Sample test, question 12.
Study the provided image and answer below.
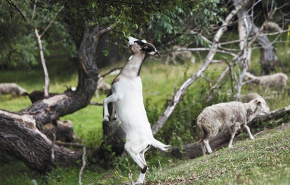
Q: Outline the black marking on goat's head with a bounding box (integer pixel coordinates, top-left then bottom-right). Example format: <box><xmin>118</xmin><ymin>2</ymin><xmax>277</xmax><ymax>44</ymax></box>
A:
<box><xmin>128</xmin><ymin>36</ymin><xmax>160</xmax><ymax>56</ymax></box>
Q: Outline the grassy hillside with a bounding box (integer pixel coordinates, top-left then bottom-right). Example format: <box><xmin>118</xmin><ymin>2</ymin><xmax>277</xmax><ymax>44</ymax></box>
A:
<box><xmin>0</xmin><ymin>33</ymin><xmax>290</xmax><ymax>184</ymax></box>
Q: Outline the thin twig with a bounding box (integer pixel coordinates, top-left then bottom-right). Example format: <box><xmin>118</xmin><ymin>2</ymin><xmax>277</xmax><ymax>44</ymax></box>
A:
<box><xmin>5</xmin><ymin>0</ymin><xmax>27</xmax><ymax>21</ymax></box>
<box><xmin>100</xmin><ymin>66</ymin><xmax>123</xmax><ymax>78</ymax></box>
<box><xmin>51</xmin><ymin>133</ymin><xmax>56</xmax><ymax>164</ymax></box>
<box><xmin>89</xmin><ymin>101</ymin><xmax>103</xmax><ymax>106</ymax></box>
<box><xmin>55</xmin><ymin>141</ymin><xmax>85</xmax><ymax>148</ymax></box>
<box><xmin>79</xmin><ymin>146</ymin><xmax>86</xmax><ymax>185</ymax></box>
<box><xmin>40</xmin><ymin>6</ymin><xmax>64</xmax><ymax>37</ymax></box>
<box><xmin>177</xmin><ymin>48</ymin><xmax>237</xmax><ymax>57</ymax></box>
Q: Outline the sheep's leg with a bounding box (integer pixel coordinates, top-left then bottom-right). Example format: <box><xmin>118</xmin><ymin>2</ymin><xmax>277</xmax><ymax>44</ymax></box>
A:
<box><xmin>243</xmin><ymin>124</ymin><xmax>255</xmax><ymax>140</ymax></box>
<box><xmin>228</xmin><ymin>132</ymin><xmax>236</xmax><ymax>148</ymax></box>
<box><xmin>103</xmin><ymin>94</ymin><xmax>119</xmax><ymax>121</ymax></box>
<box><xmin>203</xmin><ymin>139</ymin><xmax>212</xmax><ymax>154</ymax></box>
<box><xmin>229</xmin><ymin>122</ymin><xmax>241</xmax><ymax>148</ymax></box>
<box><xmin>200</xmin><ymin>140</ymin><xmax>207</xmax><ymax>155</ymax></box>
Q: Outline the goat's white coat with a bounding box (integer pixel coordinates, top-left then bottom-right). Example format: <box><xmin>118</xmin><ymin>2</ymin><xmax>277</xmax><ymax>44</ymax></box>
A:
<box><xmin>103</xmin><ymin>37</ymin><xmax>169</xmax><ymax>184</ymax></box>
<box><xmin>197</xmin><ymin>98</ymin><xmax>270</xmax><ymax>154</ymax></box>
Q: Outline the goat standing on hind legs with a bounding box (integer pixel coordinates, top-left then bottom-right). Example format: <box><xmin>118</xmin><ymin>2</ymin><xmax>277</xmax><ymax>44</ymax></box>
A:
<box><xmin>103</xmin><ymin>36</ymin><xmax>170</xmax><ymax>184</ymax></box>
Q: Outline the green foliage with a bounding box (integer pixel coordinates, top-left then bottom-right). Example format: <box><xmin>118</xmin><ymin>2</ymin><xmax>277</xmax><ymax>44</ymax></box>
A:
<box><xmin>0</xmin><ymin>1</ymin><xmax>74</xmax><ymax>68</ymax></box>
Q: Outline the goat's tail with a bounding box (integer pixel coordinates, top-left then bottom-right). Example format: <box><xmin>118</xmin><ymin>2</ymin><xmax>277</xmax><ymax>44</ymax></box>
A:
<box><xmin>151</xmin><ymin>138</ymin><xmax>170</xmax><ymax>151</ymax></box>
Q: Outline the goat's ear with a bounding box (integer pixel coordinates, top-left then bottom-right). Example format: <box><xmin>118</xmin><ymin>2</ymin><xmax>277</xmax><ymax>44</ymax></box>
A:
<box><xmin>134</xmin><ymin>40</ymin><xmax>146</xmax><ymax>46</ymax></box>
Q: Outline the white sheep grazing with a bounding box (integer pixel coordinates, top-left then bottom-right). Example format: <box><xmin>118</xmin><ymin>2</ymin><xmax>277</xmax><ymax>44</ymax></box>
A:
<box><xmin>244</xmin><ymin>72</ymin><xmax>288</xmax><ymax>92</ymax></box>
<box><xmin>197</xmin><ymin>98</ymin><xmax>270</xmax><ymax>154</ymax></box>
<box><xmin>165</xmin><ymin>45</ymin><xmax>195</xmax><ymax>65</ymax></box>
<box><xmin>103</xmin><ymin>36</ymin><xmax>170</xmax><ymax>184</ymax></box>
<box><xmin>0</xmin><ymin>83</ymin><xmax>27</xmax><ymax>97</ymax></box>
<box><xmin>238</xmin><ymin>92</ymin><xmax>263</xmax><ymax>103</ymax></box>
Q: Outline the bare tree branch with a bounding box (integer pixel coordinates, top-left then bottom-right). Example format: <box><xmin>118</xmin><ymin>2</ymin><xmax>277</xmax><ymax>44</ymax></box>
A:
<box><xmin>40</xmin><ymin>6</ymin><xmax>64</xmax><ymax>37</ymax></box>
<box><xmin>35</xmin><ymin>28</ymin><xmax>50</xmax><ymax>97</ymax></box>
<box><xmin>177</xmin><ymin>47</ymin><xmax>237</xmax><ymax>57</ymax></box>
<box><xmin>151</xmin><ymin>0</ymin><xmax>250</xmax><ymax>135</ymax></box>
<box><xmin>79</xmin><ymin>147</ymin><xmax>86</xmax><ymax>185</ymax></box>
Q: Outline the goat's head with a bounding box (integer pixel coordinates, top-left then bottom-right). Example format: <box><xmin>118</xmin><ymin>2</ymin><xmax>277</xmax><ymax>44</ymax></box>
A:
<box><xmin>128</xmin><ymin>36</ymin><xmax>159</xmax><ymax>56</ymax></box>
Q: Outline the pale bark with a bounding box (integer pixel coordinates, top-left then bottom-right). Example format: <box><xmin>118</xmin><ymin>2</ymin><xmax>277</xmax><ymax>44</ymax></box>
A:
<box><xmin>35</xmin><ymin>28</ymin><xmax>50</xmax><ymax>97</ymax></box>
<box><xmin>234</xmin><ymin>0</ymin><xmax>277</xmax><ymax>75</ymax></box>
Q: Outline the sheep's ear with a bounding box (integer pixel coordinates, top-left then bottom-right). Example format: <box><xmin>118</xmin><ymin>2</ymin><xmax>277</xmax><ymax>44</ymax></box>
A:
<box><xmin>254</xmin><ymin>99</ymin><xmax>261</xmax><ymax>106</ymax></box>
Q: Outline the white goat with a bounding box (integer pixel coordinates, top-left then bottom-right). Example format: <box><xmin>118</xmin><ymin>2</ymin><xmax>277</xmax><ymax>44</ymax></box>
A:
<box><xmin>103</xmin><ymin>36</ymin><xmax>170</xmax><ymax>184</ymax></box>
<box><xmin>0</xmin><ymin>83</ymin><xmax>27</xmax><ymax>97</ymax></box>
<box><xmin>244</xmin><ymin>72</ymin><xmax>288</xmax><ymax>92</ymax></box>
<box><xmin>197</xmin><ymin>98</ymin><xmax>270</xmax><ymax>154</ymax></box>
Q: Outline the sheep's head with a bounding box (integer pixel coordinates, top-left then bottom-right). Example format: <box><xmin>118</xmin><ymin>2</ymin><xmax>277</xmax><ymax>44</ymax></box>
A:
<box><xmin>251</xmin><ymin>98</ymin><xmax>270</xmax><ymax>114</ymax></box>
<box><xmin>128</xmin><ymin>36</ymin><xmax>159</xmax><ymax>56</ymax></box>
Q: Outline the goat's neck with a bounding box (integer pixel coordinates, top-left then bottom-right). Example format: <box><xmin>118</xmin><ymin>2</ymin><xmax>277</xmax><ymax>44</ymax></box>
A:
<box><xmin>120</xmin><ymin>53</ymin><xmax>146</xmax><ymax>78</ymax></box>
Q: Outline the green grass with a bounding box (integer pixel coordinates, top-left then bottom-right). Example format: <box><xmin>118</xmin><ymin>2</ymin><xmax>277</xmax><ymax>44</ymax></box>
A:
<box><xmin>145</xmin><ymin>124</ymin><xmax>290</xmax><ymax>185</ymax></box>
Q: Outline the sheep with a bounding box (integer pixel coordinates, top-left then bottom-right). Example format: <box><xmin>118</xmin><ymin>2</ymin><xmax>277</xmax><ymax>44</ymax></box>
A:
<box><xmin>238</xmin><ymin>92</ymin><xmax>263</xmax><ymax>103</ymax></box>
<box><xmin>0</xmin><ymin>83</ymin><xmax>27</xmax><ymax>97</ymax></box>
<box><xmin>244</xmin><ymin>72</ymin><xmax>288</xmax><ymax>92</ymax></box>
<box><xmin>165</xmin><ymin>45</ymin><xmax>195</xmax><ymax>65</ymax></box>
<box><xmin>95</xmin><ymin>77</ymin><xmax>111</xmax><ymax>97</ymax></box>
<box><xmin>103</xmin><ymin>36</ymin><xmax>170</xmax><ymax>184</ymax></box>
<box><xmin>197</xmin><ymin>98</ymin><xmax>270</xmax><ymax>154</ymax></box>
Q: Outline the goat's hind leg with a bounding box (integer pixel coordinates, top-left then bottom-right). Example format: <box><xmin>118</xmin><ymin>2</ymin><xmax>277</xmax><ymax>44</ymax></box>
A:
<box><xmin>125</xmin><ymin>144</ymin><xmax>149</xmax><ymax>184</ymax></box>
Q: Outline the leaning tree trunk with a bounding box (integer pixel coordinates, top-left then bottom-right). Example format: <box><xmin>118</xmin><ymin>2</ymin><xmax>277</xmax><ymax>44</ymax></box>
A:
<box><xmin>234</xmin><ymin>0</ymin><xmax>277</xmax><ymax>75</ymax></box>
<box><xmin>0</xmin><ymin>25</ymin><xmax>111</xmax><ymax>172</ymax></box>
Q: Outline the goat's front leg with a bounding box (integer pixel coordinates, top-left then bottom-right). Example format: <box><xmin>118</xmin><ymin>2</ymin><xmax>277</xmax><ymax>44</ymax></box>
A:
<box><xmin>103</xmin><ymin>94</ymin><xmax>119</xmax><ymax>122</ymax></box>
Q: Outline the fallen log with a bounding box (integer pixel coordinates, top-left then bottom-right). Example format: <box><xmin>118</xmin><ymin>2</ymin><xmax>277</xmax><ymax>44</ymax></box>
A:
<box><xmin>171</xmin><ymin>105</ymin><xmax>290</xmax><ymax>159</ymax></box>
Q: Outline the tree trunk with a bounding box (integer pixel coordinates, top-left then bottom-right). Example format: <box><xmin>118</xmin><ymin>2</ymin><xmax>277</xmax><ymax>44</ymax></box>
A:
<box><xmin>234</xmin><ymin>0</ymin><xmax>277</xmax><ymax>75</ymax></box>
<box><xmin>0</xmin><ymin>25</ymin><xmax>111</xmax><ymax>172</ymax></box>
<box><xmin>0</xmin><ymin>111</ymin><xmax>81</xmax><ymax>172</ymax></box>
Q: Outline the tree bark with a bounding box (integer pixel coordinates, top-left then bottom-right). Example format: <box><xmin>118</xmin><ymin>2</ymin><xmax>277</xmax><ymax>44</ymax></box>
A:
<box><xmin>171</xmin><ymin>105</ymin><xmax>290</xmax><ymax>159</ymax></box>
<box><xmin>0</xmin><ymin>25</ymin><xmax>111</xmax><ymax>172</ymax></box>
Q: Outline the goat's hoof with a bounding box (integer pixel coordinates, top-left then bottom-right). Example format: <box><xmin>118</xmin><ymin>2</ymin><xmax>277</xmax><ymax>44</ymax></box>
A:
<box><xmin>250</xmin><ymin>136</ymin><xmax>255</xmax><ymax>140</ymax></box>
<box><xmin>103</xmin><ymin>117</ymin><xmax>109</xmax><ymax>122</ymax></box>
